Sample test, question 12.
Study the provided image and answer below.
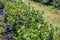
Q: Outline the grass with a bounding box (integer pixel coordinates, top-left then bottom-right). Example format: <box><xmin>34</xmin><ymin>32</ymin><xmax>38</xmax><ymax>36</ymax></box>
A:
<box><xmin>0</xmin><ymin>0</ymin><xmax>60</xmax><ymax>39</ymax></box>
<box><xmin>22</xmin><ymin>1</ymin><xmax>60</xmax><ymax>38</ymax></box>
<box><xmin>23</xmin><ymin>0</ymin><xmax>60</xmax><ymax>27</ymax></box>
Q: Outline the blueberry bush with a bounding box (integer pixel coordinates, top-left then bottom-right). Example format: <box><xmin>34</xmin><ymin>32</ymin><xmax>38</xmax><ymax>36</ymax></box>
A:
<box><xmin>0</xmin><ymin>0</ymin><xmax>59</xmax><ymax>40</ymax></box>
